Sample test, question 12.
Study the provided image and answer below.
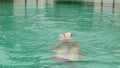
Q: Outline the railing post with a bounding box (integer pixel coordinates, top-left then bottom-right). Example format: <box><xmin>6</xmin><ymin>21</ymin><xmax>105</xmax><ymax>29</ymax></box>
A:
<box><xmin>112</xmin><ymin>0</ymin><xmax>115</xmax><ymax>13</ymax></box>
<box><xmin>25</xmin><ymin>0</ymin><xmax>27</xmax><ymax>5</ymax></box>
<box><xmin>101</xmin><ymin>0</ymin><xmax>103</xmax><ymax>13</ymax></box>
<box><xmin>36</xmin><ymin>0</ymin><xmax>38</xmax><ymax>7</ymax></box>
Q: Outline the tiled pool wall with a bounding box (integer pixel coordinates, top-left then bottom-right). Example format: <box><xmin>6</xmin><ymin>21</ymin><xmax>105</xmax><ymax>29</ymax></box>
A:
<box><xmin>1</xmin><ymin>0</ymin><xmax>120</xmax><ymax>3</ymax></box>
<box><xmin>55</xmin><ymin>0</ymin><xmax>120</xmax><ymax>3</ymax></box>
<box><xmin>0</xmin><ymin>0</ymin><xmax>120</xmax><ymax>14</ymax></box>
<box><xmin>1</xmin><ymin>0</ymin><xmax>120</xmax><ymax>5</ymax></box>
<box><xmin>55</xmin><ymin>0</ymin><xmax>120</xmax><ymax>14</ymax></box>
<box><xmin>55</xmin><ymin>0</ymin><xmax>120</xmax><ymax>6</ymax></box>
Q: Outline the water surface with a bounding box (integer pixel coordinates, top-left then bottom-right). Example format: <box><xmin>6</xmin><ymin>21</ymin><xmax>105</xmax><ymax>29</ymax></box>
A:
<box><xmin>0</xmin><ymin>1</ymin><xmax>120</xmax><ymax>68</ymax></box>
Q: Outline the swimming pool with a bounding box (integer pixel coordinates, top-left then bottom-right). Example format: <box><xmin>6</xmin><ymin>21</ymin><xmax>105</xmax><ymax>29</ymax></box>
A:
<box><xmin>0</xmin><ymin>0</ymin><xmax>120</xmax><ymax>68</ymax></box>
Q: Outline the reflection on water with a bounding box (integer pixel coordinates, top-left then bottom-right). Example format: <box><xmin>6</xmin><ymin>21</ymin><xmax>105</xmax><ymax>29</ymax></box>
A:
<box><xmin>0</xmin><ymin>0</ymin><xmax>120</xmax><ymax>68</ymax></box>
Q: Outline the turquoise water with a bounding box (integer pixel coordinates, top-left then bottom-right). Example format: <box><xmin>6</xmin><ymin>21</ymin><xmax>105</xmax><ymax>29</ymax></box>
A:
<box><xmin>0</xmin><ymin>1</ymin><xmax>120</xmax><ymax>68</ymax></box>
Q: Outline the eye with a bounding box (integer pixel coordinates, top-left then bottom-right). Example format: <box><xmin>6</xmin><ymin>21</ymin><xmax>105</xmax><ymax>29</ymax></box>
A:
<box><xmin>59</xmin><ymin>46</ymin><xmax>62</xmax><ymax>49</ymax></box>
<box><xmin>68</xmin><ymin>46</ymin><xmax>71</xmax><ymax>50</ymax></box>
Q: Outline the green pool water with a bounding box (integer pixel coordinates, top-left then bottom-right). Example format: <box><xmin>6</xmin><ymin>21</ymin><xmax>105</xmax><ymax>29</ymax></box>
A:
<box><xmin>0</xmin><ymin>1</ymin><xmax>120</xmax><ymax>68</ymax></box>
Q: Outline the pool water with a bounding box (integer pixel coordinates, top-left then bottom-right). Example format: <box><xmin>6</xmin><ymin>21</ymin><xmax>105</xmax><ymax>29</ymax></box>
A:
<box><xmin>0</xmin><ymin>1</ymin><xmax>120</xmax><ymax>68</ymax></box>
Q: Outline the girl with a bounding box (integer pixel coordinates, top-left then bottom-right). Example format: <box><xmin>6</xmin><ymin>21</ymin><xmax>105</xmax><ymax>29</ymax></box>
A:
<box><xmin>53</xmin><ymin>32</ymin><xmax>82</xmax><ymax>62</ymax></box>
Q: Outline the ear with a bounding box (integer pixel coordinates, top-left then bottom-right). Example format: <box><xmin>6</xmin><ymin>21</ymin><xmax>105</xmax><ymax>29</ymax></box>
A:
<box><xmin>58</xmin><ymin>34</ymin><xmax>65</xmax><ymax>40</ymax></box>
<box><xmin>65</xmin><ymin>32</ymin><xmax>71</xmax><ymax>40</ymax></box>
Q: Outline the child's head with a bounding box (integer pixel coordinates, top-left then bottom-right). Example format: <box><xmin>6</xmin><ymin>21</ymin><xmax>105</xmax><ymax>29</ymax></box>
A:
<box><xmin>52</xmin><ymin>32</ymin><xmax>81</xmax><ymax>62</ymax></box>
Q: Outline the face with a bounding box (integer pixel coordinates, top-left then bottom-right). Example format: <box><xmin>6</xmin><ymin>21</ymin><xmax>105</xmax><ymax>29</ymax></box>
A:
<box><xmin>53</xmin><ymin>44</ymin><xmax>69</xmax><ymax>54</ymax></box>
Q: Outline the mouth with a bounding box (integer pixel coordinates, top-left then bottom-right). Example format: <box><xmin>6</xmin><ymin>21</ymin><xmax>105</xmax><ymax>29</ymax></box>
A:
<box><xmin>54</xmin><ymin>57</ymin><xmax>71</xmax><ymax>62</ymax></box>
